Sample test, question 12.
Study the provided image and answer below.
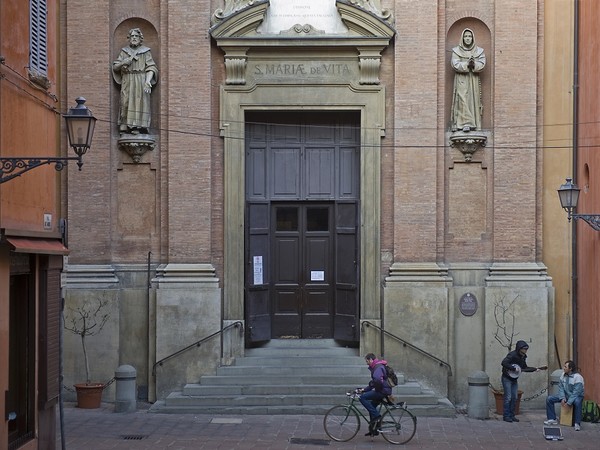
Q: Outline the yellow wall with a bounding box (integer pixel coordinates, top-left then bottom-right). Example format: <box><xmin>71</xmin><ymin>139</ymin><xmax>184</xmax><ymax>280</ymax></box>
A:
<box><xmin>542</xmin><ymin>0</ymin><xmax>575</xmax><ymax>365</ymax></box>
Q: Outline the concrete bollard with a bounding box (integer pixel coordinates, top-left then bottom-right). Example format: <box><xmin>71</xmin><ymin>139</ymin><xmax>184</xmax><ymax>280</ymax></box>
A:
<box><xmin>550</xmin><ymin>369</ymin><xmax>562</xmax><ymax>418</ymax></box>
<box><xmin>115</xmin><ymin>365</ymin><xmax>137</xmax><ymax>413</ymax></box>
<box><xmin>468</xmin><ymin>371</ymin><xmax>489</xmax><ymax>419</ymax></box>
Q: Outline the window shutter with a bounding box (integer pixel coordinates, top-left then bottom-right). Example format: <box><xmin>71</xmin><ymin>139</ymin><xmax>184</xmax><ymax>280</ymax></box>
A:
<box><xmin>30</xmin><ymin>0</ymin><xmax>48</xmax><ymax>75</ymax></box>
<box><xmin>39</xmin><ymin>263</ymin><xmax>61</xmax><ymax>408</ymax></box>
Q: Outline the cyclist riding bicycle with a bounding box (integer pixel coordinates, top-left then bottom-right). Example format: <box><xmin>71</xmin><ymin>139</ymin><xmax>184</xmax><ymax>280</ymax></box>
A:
<box><xmin>359</xmin><ymin>353</ymin><xmax>393</xmax><ymax>436</ymax></box>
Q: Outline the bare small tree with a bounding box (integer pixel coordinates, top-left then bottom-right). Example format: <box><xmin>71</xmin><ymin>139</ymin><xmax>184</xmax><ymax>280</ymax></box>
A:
<box><xmin>493</xmin><ymin>294</ymin><xmax>520</xmax><ymax>352</ymax></box>
<box><xmin>64</xmin><ymin>298</ymin><xmax>110</xmax><ymax>385</ymax></box>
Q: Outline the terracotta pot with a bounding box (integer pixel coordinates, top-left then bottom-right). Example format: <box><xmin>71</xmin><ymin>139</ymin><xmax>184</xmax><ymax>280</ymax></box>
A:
<box><xmin>493</xmin><ymin>390</ymin><xmax>523</xmax><ymax>415</ymax></box>
<box><xmin>74</xmin><ymin>383</ymin><xmax>104</xmax><ymax>409</ymax></box>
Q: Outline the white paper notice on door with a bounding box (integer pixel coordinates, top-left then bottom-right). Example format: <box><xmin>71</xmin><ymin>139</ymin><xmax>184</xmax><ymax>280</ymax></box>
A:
<box><xmin>311</xmin><ymin>270</ymin><xmax>324</xmax><ymax>281</ymax></box>
<box><xmin>253</xmin><ymin>256</ymin><xmax>263</xmax><ymax>285</ymax></box>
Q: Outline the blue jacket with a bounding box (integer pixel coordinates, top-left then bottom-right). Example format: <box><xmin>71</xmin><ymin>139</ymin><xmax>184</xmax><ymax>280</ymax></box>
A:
<box><xmin>559</xmin><ymin>372</ymin><xmax>585</xmax><ymax>406</ymax></box>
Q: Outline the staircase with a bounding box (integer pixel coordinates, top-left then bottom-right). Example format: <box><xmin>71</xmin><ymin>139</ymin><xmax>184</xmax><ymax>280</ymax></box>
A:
<box><xmin>150</xmin><ymin>339</ymin><xmax>455</xmax><ymax>417</ymax></box>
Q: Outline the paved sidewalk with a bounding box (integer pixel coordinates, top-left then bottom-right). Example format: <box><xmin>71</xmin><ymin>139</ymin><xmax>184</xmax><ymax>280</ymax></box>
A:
<box><xmin>57</xmin><ymin>402</ymin><xmax>599</xmax><ymax>449</ymax></box>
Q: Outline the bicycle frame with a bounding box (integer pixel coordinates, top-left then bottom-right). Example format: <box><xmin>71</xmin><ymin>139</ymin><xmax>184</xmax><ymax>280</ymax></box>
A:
<box><xmin>323</xmin><ymin>389</ymin><xmax>417</xmax><ymax>445</ymax></box>
<box><xmin>345</xmin><ymin>392</ymin><xmax>391</xmax><ymax>424</ymax></box>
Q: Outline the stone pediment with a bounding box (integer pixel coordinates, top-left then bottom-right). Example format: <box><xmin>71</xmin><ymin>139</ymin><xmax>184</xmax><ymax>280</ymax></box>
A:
<box><xmin>210</xmin><ymin>1</ymin><xmax>396</xmax><ymax>86</ymax></box>
<box><xmin>210</xmin><ymin>0</ymin><xmax>395</xmax><ymax>41</ymax></box>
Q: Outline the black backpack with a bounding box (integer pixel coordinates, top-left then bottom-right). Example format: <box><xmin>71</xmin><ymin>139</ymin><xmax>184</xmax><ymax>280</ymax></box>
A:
<box><xmin>376</xmin><ymin>363</ymin><xmax>398</xmax><ymax>387</ymax></box>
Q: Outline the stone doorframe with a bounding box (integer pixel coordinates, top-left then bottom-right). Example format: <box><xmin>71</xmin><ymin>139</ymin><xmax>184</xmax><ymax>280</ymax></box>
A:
<box><xmin>211</xmin><ymin>0</ymin><xmax>395</xmax><ymax>362</ymax></box>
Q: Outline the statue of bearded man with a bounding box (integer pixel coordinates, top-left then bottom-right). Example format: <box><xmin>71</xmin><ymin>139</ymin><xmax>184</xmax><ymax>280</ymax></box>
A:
<box><xmin>113</xmin><ymin>28</ymin><xmax>159</xmax><ymax>135</ymax></box>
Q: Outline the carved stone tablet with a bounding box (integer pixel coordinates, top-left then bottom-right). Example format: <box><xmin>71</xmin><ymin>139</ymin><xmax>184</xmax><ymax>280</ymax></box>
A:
<box><xmin>459</xmin><ymin>292</ymin><xmax>478</xmax><ymax>317</ymax></box>
<box><xmin>257</xmin><ymin>0</ymin><xmax>347</xmax><ymax>34</ymax></box>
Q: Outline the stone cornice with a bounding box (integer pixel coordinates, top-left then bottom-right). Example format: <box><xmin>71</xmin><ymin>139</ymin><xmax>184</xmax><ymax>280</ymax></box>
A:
<box><xmin>210</xmin><ymin>1</ymin><xmax>396</xmax><ymax>86</ymax></box>
<box><xmin>210</xmin><ymin>0</ymin><xmax>395</xmax><ymax>41</ymax></box>
<box><xmin>210</xmin><ymin>0</ymin><xmax>269</xmax><ymax>36</ymax></box>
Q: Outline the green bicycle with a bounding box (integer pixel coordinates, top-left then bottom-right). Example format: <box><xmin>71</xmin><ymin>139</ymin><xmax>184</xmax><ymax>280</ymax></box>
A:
<box><xmin>323</xmin><ymin>389</ymin><xmax>417</xmax><ymax>445</ymax></box>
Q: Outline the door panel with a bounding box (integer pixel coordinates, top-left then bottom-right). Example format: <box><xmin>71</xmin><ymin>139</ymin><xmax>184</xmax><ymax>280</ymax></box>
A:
<box><xmin>272</xmin><ymin>147</ymin><xmax>302</xmax><ymax>198</ymax></box>
<box><xmin>245</xmin><ymin>202</ymin><xmax>271</xmax><ymax>343</ymax></box>
<box><xmin>273</xmin><ymin>235</ymin><xmax>301</xmax><ymax>336</ymax></box>
<box><xmin>339</xmin><ymin>147</ymin><xmax>359</xmax><ymax>198</ymax></box>
<box><xmin>305</xmin><ymin>147</ymin><xmax>335</xmax><ymax>198</ymax></box>
<box><xmin>272</xmin><ymin>206</ymin><xmax>301</xmax><ymax>336</ymax></box>
<box><xmin>304</xmin><ymin>222</ymin><xmax>332</xmax><ymax>338</ymax></box>
<box><xmin>246</xmin><ymin>146</ymin><xmax>267</xmax><ymax>199</ymax></box>
<box><xmin>334</xmin><ymin>202</ymin><xmax>359</xmax><ymax>341</ymax></box>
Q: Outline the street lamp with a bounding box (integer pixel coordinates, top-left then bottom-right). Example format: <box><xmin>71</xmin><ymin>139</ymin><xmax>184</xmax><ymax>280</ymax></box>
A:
<box><xmin>558</xmin><ymin>177</ymin><xmax>600</xmax><ymax>231</ymax></box>
<box><xmin>0</xmin><ymin>97</ymin><xmax>96</xmax><ymax>184</ymax></box>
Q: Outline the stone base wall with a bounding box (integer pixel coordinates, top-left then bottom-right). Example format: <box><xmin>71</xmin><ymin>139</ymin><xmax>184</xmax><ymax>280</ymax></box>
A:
<box><xmin>383</xmin><ymin>262</ymin><xmax>554</xmax><ymax>407</ymax></box>
<box><xmin>64</xmin><ymin>263</ymin><xmax>223</xmax><ymax>403</ymax></box>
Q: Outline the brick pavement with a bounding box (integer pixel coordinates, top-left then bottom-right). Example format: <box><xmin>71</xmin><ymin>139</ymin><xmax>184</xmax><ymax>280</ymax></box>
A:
<box><xmin>57</xmin><ymin>402</ymin><xmax>599</xmax><ymax>449</ymax></box>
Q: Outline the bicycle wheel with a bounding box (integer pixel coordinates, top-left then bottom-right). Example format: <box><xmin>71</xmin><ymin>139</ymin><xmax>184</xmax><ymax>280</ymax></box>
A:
<box><xmin>323</xmin><ymin>405</ymin><xmax>360</xmax><ymax>442</ymax></box>
<box><xmin>379</xmin><ymin>407</ymin><xmax>417</xmax><ymax>445</ymax></box>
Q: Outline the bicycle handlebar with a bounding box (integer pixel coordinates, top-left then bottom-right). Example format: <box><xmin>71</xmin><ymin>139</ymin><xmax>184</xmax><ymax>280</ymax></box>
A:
<box><xmin>346</xmin><ymin>388</ymin><xmax>363</xmax><ymax>399</ymax></box>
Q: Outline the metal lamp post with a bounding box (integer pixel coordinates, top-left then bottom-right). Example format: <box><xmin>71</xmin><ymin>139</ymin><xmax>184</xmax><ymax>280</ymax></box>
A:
<box><xmin>558</xmin><ymin>177</ymin><xmax>600</xmax><ymax>231</ymax></box>
<box><xmin>0</xmin><ymin>97</ymin><xmax>96</xmax><ymax>183</ymax></box>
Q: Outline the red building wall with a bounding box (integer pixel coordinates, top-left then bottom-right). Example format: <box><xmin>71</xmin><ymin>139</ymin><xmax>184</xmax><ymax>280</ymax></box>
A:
<box><xmin>1</xmin><ymin>1</ymin><xmax>63</xmax><ymax>449</ymax></box>
<box><xmin>0</xmin><ymin>0</ymin><xmax>60</xmax><ymax>230</ymax></box>
<box><xmin>576</xmin><ymin>0</ymin><xmax>600</xmax><ymax>403</ymax></box>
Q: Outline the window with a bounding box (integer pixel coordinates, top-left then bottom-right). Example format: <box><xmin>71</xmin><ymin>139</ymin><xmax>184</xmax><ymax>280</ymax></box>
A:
<box><xmin>276</xmin><ymin>207</ymin><xmax>298</xmax><ymax>231</ymax></box>
<box><xmin>29</xmin><ymin>0</ymin><xmax>49</xmax><ymax>88</ymax></box>
<box><xmin>306</xmin><ymin>207</ymin><xmax>329</xmax><ymax>231</ymax></box>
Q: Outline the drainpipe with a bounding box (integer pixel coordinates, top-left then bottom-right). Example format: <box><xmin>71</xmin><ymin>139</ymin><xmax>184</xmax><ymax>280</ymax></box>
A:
<box><xmin>571</xmin><ymin>0</ymin><xmax>579</xmax><ymax>365</ymax></box>
<box><xmin>59</xmin><ymin>219</ymin><xmax>68</xmax><ymax>450</ymax></box>
<box><xmin>146</xmin><ymin>251</ymin><xmax>152</xmax><ymax>401</ymax></box>
<box><xmin>59</xmin><ymin>297</ymin><xmax>66</xmax><ymax>450</ymax></box>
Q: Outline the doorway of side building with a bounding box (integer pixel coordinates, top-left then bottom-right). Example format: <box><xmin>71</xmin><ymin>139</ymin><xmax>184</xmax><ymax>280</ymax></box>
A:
<box><xmin>244</xmin><ymin>111</ymin><xmax>360</xmax><ymax>344</ymax></box>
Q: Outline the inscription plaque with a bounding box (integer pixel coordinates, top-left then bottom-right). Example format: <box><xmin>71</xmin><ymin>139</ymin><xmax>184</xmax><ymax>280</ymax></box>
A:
<box><xmin>459</xmin><ymin>292</ymin><xmax>478</xmax><ymax>317</ymax></box>
<box><xmin>258</xmin><ymin>0</ymin><xmax>347</xmax><ymax>34</ymax></box>
<box><xmin>250</xmin><ymin>60</ymin><xmax>356</xmax><ymax>84</ymax></box>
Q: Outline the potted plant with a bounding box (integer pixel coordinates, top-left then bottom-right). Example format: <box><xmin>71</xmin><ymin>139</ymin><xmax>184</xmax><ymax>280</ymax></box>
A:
<box><xmin>64</xmin><ymin>298</ymin><xmax>110</xmax><ymax>408</ymax></box>
<box><xmin>490</xmin><ymin>294</ymin><xmax>523</xmax><ymax>415</ymax></box>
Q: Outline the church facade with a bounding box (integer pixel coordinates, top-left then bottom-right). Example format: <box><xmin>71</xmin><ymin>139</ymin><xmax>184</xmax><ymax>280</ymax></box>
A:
<box><xmin>62</xmin><ymin>0</ymin><xmax>562</xmax><ymax>407</ymax></box>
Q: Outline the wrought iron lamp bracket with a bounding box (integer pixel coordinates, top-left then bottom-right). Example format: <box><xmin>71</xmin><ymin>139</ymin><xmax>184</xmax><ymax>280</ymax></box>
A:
<box><xmin>0</xmin><ymin>156</ymin><xmax>82</xmax><ymax>184</ymax></box>
<box><xmin>571</xmin><ymin>214</ymin><xmax>600</xmax><ymax>231</ymax></box>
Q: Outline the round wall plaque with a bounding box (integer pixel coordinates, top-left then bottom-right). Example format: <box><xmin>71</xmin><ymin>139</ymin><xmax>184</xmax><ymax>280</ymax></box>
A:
<box><xmin>459</xmin><ymin>292</ymin><xmax>478</xmax><ymax>317</ymax></box>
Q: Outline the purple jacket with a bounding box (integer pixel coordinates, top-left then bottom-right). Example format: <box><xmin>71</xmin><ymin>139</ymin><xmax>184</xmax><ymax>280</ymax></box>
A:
<box><xmin>364</xmin><ymin>359</ymin><xmax>393</xmax><ymax>395</ymax></box>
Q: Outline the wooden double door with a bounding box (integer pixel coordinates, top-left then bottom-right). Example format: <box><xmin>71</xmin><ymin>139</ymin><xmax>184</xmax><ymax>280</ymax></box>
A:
<box><xmin>271</xmin><ymin>203</ymin><xmax>333</xmax><ymax>338</ymax></box>
<box><xmin>245</xmin><ymin>111</ymin><xmax>360</xmax><ymax>343</ymax></box>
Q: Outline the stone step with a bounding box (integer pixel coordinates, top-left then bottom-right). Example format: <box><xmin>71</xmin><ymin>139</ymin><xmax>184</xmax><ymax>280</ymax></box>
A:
<box><xmin>165</xmin><ymin>392</ymin><xmax>441</xmax><ymax>407</ymax></box>
<box><xmin>216</xmin><ymin>364</ymin><xmax>367</xmax><ymax>376</ymax></box>
<box><xmin>151</xmin><ymin>399</ymin><xmax>455</xmax><ymax>417</ymax></box>
<box><xmin>150</xmin><ymin>339</ymin><xmax>455</xmax><ymax>417</ymax></box>
<box><xmin>244</xmin><ymin>347</ymin><xmax>359</xmax><ymax>357</ymax></box>
<box><xmin>234</xmin><ymin>355</ymin><xmax>364</xmax><ymax>366</ymax></box>
<box><xmin>150</xmin><ymin>402</ymin><xmax>347</xmax><ymax>415</ymax></box>
<box><xmin>198</xmin><ymin>374</ymin><xmax>368</xmax><ymax>385</ymax></box>
<box><xmin>248</xmin><ymin>338</ymin><xmax>352</xmax><ymax>348</ymax></box>
<box><xmin>183</xmin><ymin>381</ymin><xmax>423</xmax><ymax>396</ymax></box>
